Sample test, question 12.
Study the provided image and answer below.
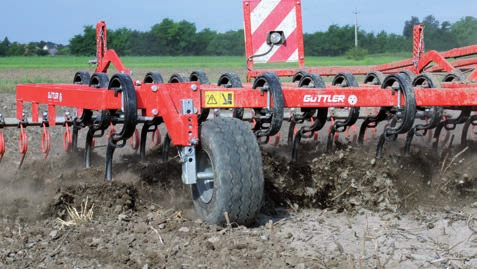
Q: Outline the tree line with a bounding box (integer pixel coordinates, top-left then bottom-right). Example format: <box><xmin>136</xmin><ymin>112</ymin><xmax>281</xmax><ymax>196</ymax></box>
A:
<box><xmin>68</xmin><ymin>18</ymin><xmax>245</xmax><ymax>57</ymax></box>
<box><xmin>1</xmin><ymin>15</ymin><xmax>476</xmax><ymax>57</ymax></box>
<box><xmin>305</xmin><ymin>15</ymin><xmax>477</xmax><ymax>57</ymax></box>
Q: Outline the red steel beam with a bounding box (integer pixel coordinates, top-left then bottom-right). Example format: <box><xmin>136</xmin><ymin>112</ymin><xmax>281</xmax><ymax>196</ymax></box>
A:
<box><xmin>16</xmin><ymin>81</ymin><xmax>477</xmax><ymax>146</ymax></box>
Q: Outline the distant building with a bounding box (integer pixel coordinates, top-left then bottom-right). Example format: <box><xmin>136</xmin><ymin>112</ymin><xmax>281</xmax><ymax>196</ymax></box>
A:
<box><xmin>43</xmin><ymin>44</ymin><xmax>59</xmax><ymax>55</ymax></box>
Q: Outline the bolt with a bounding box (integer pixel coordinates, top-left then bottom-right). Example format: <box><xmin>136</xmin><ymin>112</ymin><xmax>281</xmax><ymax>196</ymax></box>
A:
<box><xmin>152</xmin><ymin>109</ymin><xmax>158</xmax><ymax>115</ymax></box>
<box><xmin>190</xmin><ymin>138</ymin><xmax>199</xmax><ymax>145</ymax></box>
<box><xmin>191</xmin><ymin>84</ymin><xmax>198</xmax><ymax>91</ymax></box>
<box><xmin>151</xmin><ymin>85</ymin><xmax>158</xmax><ymax>92</ymax></box>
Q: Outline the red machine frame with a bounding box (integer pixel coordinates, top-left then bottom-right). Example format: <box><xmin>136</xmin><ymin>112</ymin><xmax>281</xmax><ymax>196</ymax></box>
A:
<box><xmin>14</xmin><ymin>21</ymin><xmax>477</xmax><ymax>148</ymax></box>
<box><xmin>7</xmin><ymin>7</ymin><xmax>477</xmax><ymax>226</ymax></box>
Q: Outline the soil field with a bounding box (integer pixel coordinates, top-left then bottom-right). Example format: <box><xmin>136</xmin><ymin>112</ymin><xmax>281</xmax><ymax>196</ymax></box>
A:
<box><xmin>0</xmin><ymin>75</ymin><xmax>476</xmax><ymax>268</ymax></box>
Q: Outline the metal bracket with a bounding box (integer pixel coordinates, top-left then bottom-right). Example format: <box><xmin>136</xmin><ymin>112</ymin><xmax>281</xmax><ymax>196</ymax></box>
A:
<box><xmin>181</xmin><ymin>99</ymin><xmax>194</xmax><ymax>114</ymax></box>
<box><xmin>180</xmin><ymin>99</ymin><xmax>197</xmax><ymax>184</ymax></box>
<box><xmin>180</xmin><ymin>146</ymin><xmax>197</xmax><ymax>185</ymax></box>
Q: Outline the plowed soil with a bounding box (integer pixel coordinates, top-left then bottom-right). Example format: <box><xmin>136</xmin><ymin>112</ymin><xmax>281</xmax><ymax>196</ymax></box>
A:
<box><xmin>0</xmin><ymin>93</ymin><xmax>476</xmax><ymax>268</ymax></box>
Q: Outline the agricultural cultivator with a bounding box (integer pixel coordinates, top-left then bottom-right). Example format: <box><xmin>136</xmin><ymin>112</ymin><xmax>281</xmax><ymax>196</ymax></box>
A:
<box><xmin>3</xmin><ymin>0</ymin><xmax>477</xmax><ymax>226</ymax></box>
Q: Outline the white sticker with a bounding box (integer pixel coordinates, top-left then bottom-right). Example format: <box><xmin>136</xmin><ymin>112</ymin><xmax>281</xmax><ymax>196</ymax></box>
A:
<box><xmin>348</xmin><ymin>95</ymin><xmax>358</xmax><ymax>105</ymax></box>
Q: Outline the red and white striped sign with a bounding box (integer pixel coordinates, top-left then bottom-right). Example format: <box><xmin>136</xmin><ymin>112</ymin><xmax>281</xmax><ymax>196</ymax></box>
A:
<box><xmin>243</xmin><ymin>0</ymin><xmax>304</xmax><ymax>65</ymax></box>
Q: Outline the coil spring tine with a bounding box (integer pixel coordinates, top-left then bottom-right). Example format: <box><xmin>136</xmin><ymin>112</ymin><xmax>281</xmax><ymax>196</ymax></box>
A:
<box><xmin>0</xmin><ymin>130</ymin><xmax>4</xmax><ymax>162</ymax></box>
<box><xmin>129</xmin><ymin>128</ymin><xmax>140</xmax><ymax>152</ymax></box>
<box><xmin>18</xmin><ymin>125</ymin><xmax>28</xmax><ymax>168</ymax></box>
<box><xmin>63</xmin><ymin>123</ymin><xmax>72</xmax><ymax>152</ymax></box>
<box><xmin>41</xmin><ymin>123</ymin><xmax>50</xmax><ymax>159</ymax></box>
<box><xmin>151</xmin><ymin>128</ymin><xmax>161</xmax><ymax>147</ymax></box>
<box><xmin>162</xmin><ymin>133</ymin><xmax>171</xmax><ymax>161</ymax></box>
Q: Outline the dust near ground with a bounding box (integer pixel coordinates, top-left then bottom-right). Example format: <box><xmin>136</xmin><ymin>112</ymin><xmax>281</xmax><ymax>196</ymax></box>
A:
<box><xmin>0</xmin><ymin>93</ymin><xmax>476</xmax><ymax>268</ymax></box>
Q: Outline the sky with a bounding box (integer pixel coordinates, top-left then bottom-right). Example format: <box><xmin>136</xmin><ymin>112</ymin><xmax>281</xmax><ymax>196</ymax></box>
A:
<box><xmin>0</xmin><ymin>0</ymin><xmax>476</xmax><ymax>45</ymax></box>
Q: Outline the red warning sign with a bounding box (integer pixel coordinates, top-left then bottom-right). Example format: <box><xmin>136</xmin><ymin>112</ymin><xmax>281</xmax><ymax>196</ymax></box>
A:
<box><xmin>243</xmin><ymin>0</ymin><xmax>304</xmax><ymax>66</ymax></box>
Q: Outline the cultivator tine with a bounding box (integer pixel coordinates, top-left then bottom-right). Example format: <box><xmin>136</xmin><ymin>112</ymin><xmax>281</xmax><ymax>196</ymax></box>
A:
<box><xmin>84</xmin><ymin>128</ymin><xmax>95</xmax><ymax>168</ymax></box>
<box><xmin>107</xmin><ymin>123</ymin><xmax>117</xmax><ymax>139</ymax></box>
<box><xmin>404</xmin><ymin>120</ymin><xmax>435</xmax><ymax>156</ymax></box>
<box><xmin>376</xmin><ymin>74</ymin><xmax>417</xmax><ymax>158</ymax></box>
<box><xmin>251</xmin><ymin>73</ymin><xmax>285</xmax><ymax>142</ymax></box>
<box><xmin>290</xmin><ymin>74</ymin><xmax>327</xmax><ymax>162</ymax></box>
<box><xmin>63</xmin><ymin>122</ymin><xmax>73</xmax><ymax>152</ymax></box>
<box><xmin>71</xmin><ymin>125</ymin><xmax>80</xmax><ymax>152</ymax></box>
<box><xmin>162</xmin><ymin>133</ymin><xmax>171</xmax><ymax>161</ymax></box>
<box><xmin>129</xmin><ymin>129</ymin><xmax>140</xmax><ymax>152</ymax></box>
<box><xmin>358</xmin><ymin>108</ymin><xmax>388</xmax><ymax>144</ymax></box>
<box><xmin>151</xmin><ymin>129</ymin><xmax>161</xmax><ymax>147</ymax></box>
<box><xmin>41</xmin><ymin>123</ymin><xmax>50</xmax><ymax>159</ymax></box>
<box><xmin>105</xmin><ymin>140</ymin><xmax>118</xmax><ymax>181</ymax></box>
<box><xmin>403</xmin><ymin>74</ymin><xmax>444</xmax><ymax>155</ymax></box>
<box><xmin>287</xmin><ymin>119</ymin><xmax>297</xmax><ymax>146</ymax></box>
<box><xmin>345</xmin><ymin>125</ymin><xmax>358</xmax><ymax>144</ymax></box>
<box><xmin>269</xmin><ymin>132</ymin><xmax>280</xmax><ymax>146</ymax></box>
<box><xmin>432</xmin><ymin>108</ymin><xmax>471</xmax><ymax>151</ymax></box>
<box><xmin>139</xmin><ymin>117</ymin><xmax>163</xmax><ymax>160</ymax></box>
<box><xmin>104</xmin><ymin>73</ymin><xmax>138</xmax><ymax>181</ymax></box>
<box><xmin>326</xmin><ymin>73</ymin><xmax>360</xmax><ymax>152</ymax></box>
<box><xmin>460</xmin><ymin>114</ymin><xmax>477</xmax><ymax>148</ymax></box>
<box><xmin>18</xmin><ymin>125</ymin><xmax>28</xmax><ymax>168</ymax></box>
<box><xmin>0</xmin><ymin>130</ymin><xmax>4</xmax><ymax>162</ymax></box>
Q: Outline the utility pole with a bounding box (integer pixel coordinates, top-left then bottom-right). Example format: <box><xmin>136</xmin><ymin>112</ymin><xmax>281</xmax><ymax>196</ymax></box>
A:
<box><xmin>353</xmin><ymin>8</ymin><xmax>359</xmax><ymax>48</ymax></box>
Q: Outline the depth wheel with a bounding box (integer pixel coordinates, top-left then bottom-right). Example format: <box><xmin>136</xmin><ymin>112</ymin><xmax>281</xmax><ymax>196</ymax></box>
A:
<box><xmin>168</xmin><ymin>73</ymin><xmax>189</xmax><ymax>83</ymax></box>
<box><xmin>73</xmin><ymin>71</ymin><xmax>90</xmax><ymax>85</ymax></box>
<box><xmin>363</xmin><ymin>71</ymin><xmax>385</xmax><ymax>85</ymax></box>
<box><xmin>191</xmin><ymin>117</ymin><xmax>264</xmax><ymax>226</ymax></box>
<box><xmin>143</xmin><ymin>71</ymin><xmax>164</xmax><ymax>84</ymax></box>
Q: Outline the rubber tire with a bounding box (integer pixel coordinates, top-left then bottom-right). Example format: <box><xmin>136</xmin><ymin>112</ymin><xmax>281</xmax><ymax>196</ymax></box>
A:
<box><xmin>190</xmin><ymin>70</ymin><xmax>210</xmax><ymax>84</ymax></box>
<box><xmin>292</xmin><ymin>70</ymin><xmax>310</xmax><ymax>83</ymax></box>
<box><xmin>168</xmin><ymin>73</ymin><xmax>189</xmax><ymax>83</ymax></box>
<box><xmin>191</xmin><ymin>118</ymin><xmax>264</xmax><ymax>226</ymax></box>
<box><xmin>108</xmin><ymin>73</ymin><xmax>138</xmax><ymax>141</ymax></box>
<box><xmin>143</xmin><ymin>72</ymin><xmax>164</xmax><ymax>84</ymax></box>
<box><xmin>73</xmin><ymin>71</ymin><xmax>90</xmax><ymax>85</ymax></box>
<box><xmin>363</xmin><ymin>71</ymin><xmax>385</xmax><ymax>85</ymax></box>
<box><xmin>89</xmin><ymin>72</ymin><xmax>109</xmax><ymax>88</ymax></box>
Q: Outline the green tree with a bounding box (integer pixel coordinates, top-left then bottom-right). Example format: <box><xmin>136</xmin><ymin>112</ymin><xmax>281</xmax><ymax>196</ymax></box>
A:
<box><xmin>207</xmin><ymin>30</ymin><xmax>244</xmax><ymax>56</ymax></box>
<box><xmin>69</xmin><ymin>25</ymin><xmax>96</xmax><ymax>56</ymax></box>
<box><xmin>151</xmin><ymin>18</ymin><xmax>175</xmax><ymax>55</ymax></box>
<box><xmin>128</xmin><ymin>30</ymin><xmax>150</xmax><ymax>56</ymax></box>
<box><xmin>403</xmin><ymin>16</ymin><xmax>421</xmax><ymax>39</ymax></box>
<box><xmin>170</xmin><ymin>20</ymin><xmax>197</xmax><ymax>55</ymax></box>
<box><xmin>194</xmin><ymin>28</ymin><xmax>217</xmax><ymax>55</ymax></box>
<box><xmin>0</xmin><ymin>37</ymin><xmax>11</xmax><ymax>56</ymax></box>
<box><xmin>109</xmin><ymin>27</ymin><xmax>132</xmax><ymax>56</ymax></box>
<box><xmin>8</xmin><ymin>42</ymin><xmax>24</xmax><ymax>56</ymax></box>
<box><xmin>452</xmin><ymin>16</ymin><xmax>477</xmax><ymax>47</ymax></box>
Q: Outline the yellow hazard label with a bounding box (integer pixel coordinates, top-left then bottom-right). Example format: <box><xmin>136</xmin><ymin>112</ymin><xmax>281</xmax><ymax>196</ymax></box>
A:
<box><xmin>204</xmin><ymin>91</ymin><xmax>234</xmax><ymax>108</ymax></box>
